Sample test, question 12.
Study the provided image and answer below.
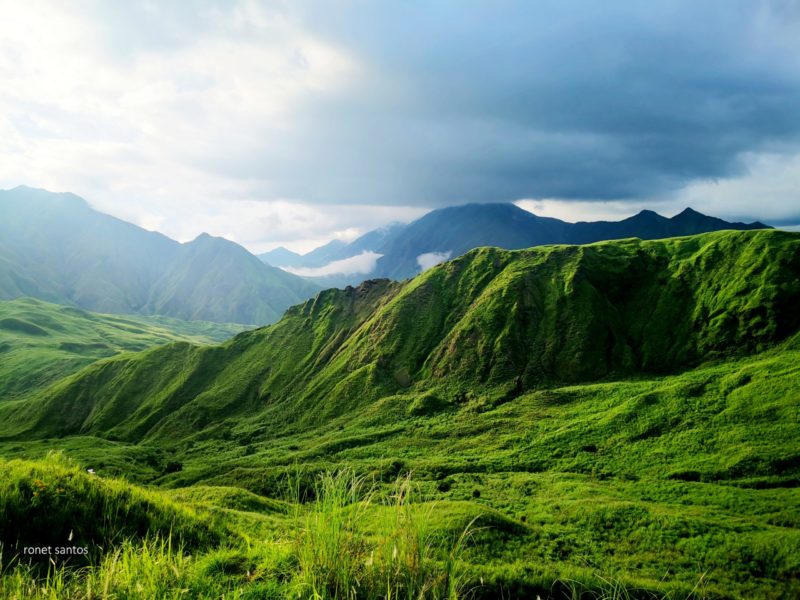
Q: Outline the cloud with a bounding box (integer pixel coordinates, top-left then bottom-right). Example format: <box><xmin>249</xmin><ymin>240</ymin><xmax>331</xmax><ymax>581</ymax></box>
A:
<box><xmin>268</xmin><ymin>0</ymin><xmax>800</xmax><ymax>205</ymax></box>
<box><xmin>85</xmin><ymin>195</ymin><xmax>426</xmax><ymax>254</ymax></box>
<box><xmin>417</xmin><ymin>251</ymin><xmax>452</xmax><ymax>272</ymax></box>
<box><xmin>0</xmin><ymin>0</ymin><xmax>799</xmax><ymax>248</ymax></box>
<box><xmin>284</xmin><ymin>251</ymin><xmax>382</xmax><ymax>277</ymax></box>
<box><xmin>668</xmin><ymin>151</ymin><xmax>800</xmax><ymax>225</ymax></box>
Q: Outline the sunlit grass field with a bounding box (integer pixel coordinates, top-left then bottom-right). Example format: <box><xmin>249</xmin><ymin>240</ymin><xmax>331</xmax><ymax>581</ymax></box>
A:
<box><xmin>1</xmin><ymin>231</ymin><xmax>799</xmax><ymax>598</ymax></box>
<box><xmin>2</xmin><ymin>343</ymin><xmax>798</xmax><ymax>598</ymax></box>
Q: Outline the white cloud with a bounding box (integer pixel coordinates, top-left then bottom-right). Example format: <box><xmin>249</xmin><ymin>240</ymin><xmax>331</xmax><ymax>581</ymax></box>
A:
<box><xmin>669</xmin><ymin>152</ymin><xmax>800</xmax><ymax>225</ymax></box>
<box><xmin>0</xmin><ymin>0</ymin><xmax>797</xmax><ymax>251</ymax></box>
<box><xmin>516</xmin><ymin>151</ymin><xmax>800</xmax><ymax>226</ymax></box>
<box><xmin>84</xmin><ymin>193</ymin><xmax>425</xmax><ymax>254</ymax></box>
<box><xmin>417</xmin><ymin>251</ymin><xmax>451</xmax><ymax>272</ymax></box>
<box><xmin>284</xmin><ymin>251</ymin><xmax>382</xmax><ymax>277</ymax></box>
<box><xmin>514</xmin><ymin>199</ymin><xmax>676</xmax><ymax>223</ymax></box>
<box><xmin>0</xmin><ymin>0</ymin><xmax>418</xmax><ymax>253</ymax></box>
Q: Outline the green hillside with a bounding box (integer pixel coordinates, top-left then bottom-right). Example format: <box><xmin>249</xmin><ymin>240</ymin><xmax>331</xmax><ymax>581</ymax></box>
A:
<box><xmin>4</xmin><ymin>229</ymin><xmax>797</xmax><ymax>443</ymax></box>
<box><xmin>0</xmin><ymin>297</ymin><xmax>245</xmax><ymax>401</ymax></box>
<box><xmin>0</xmin><ymin>187</ymin><xmax>319</xmax><ymax>325</ymax></box>
<box><xmin>0</xmin><ymin>229</ymin><xmax>798</xmax><ymax>598</ymax></box>
<box><xmin>1</xmin><ymin>341</ymin><xmax>798</xmax><ymax>598</ymax></box>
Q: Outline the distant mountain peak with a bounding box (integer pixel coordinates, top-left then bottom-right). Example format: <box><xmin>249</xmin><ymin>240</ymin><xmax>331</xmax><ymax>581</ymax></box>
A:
<box><xmin>675</xmin><ymin>207</ymin><xmax>702</xmax><ymax>217</ymax></box>
<box><xmin>3</xmin><ymin>185</ymin><xmax>90</xmax><ymax>209</ymax></box>
<box><xmin>188</xmin><ymin>232</ymin><xmax>235</xmax><ymax>246</ymax></box>
<box><xmin>0</xmin><ymin>186</ymin><xmax>318</xmax><ymax>325</ymax></box>
<box><xmin>670</xmin><ymin>207</ymin><xmax>713</xmax><ymax>222</ymax></box>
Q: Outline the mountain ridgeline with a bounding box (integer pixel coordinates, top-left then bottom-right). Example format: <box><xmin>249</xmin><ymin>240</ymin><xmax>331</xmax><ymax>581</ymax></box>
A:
<box><xmin>258</xmin><ymin>225</ymin><xmax>404</xmax><ymax>270</ymax></box>
<box><xmin>371</xmin><ymin>203</ymin><xmax>771</xmax><ymax>280</ymax></box>
<box><xmin>4</xmin><ymin>229</ymin><xmax>798</xmax><ymax>443</ymax></box>
<box><xmin>260</xmin><ymin>203</ymin><xmax>770</xmax><ymax>284</ymax></box>
<box><xmin>0</xmin><ymin>187</ymin><xmax>318</xmax><ymax>324</ymax></box>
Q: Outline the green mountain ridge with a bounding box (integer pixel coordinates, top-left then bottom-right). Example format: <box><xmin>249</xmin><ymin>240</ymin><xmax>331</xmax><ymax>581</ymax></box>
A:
<box><xmin>0</xmin><ymin>187</ymin><xmax>319</xmax><ymax>324</ymax></box>
<box><xmin>4</xmin><ymin>229</ymin><xmax>798</xmax><ymax>444</ymax></box>
<box><xmin>1</xmin><ymin>229</ymin><xmax>800</xmax><ymax>598</ymax></box>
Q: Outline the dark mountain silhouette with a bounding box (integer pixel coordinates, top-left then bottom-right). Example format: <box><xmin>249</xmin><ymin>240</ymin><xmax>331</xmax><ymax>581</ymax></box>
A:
<box><xmin>371</xmin><ymin>204</ymin><xmax>770</xmax><ymax>280</ymax></box>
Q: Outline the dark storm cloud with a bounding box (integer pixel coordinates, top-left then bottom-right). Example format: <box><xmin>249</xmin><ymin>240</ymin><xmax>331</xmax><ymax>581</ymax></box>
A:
<box><xmin>227</xmin><ymin>0</ymin><xmax>800</xmax><ymax>206</ymax></box>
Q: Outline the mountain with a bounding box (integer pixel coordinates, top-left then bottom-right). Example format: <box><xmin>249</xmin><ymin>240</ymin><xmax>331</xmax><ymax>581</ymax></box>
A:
<box><xmin>259</xmin><ymin>241</ymin><xmax>349</xmax><ymax>269</ymax></box>
<box><xmin>146</xmin><ymin>233</ymin><xmax>316</xmax><ymax>324</ymax></box>
<box><xmin>258</xmin><ymin>225</ymin><xmax>404</xmax><ymax>271</ymax></box>
<box><xmin>260</xmin><ymin>204</ymin><xmax>769</xmax><ymax>286</ymax></box>
<box><xmin>0</xmin><ymin>186</ymin><xmax>319</xmax><ymax>324</ymax></box>
<box><xmin>2</xmin><ymin>229</ymin><xmax>799</xmax><ymax>598</ymax></box>
<box><xmin>371</xmin><ymin>203</ymin><xmax>771</xmax><ymax>280</ymax></box>
<box><xmin>331</xmin><ymin>223</ymin><xmax>404</xmax><ymax>258</ymax></box>
<box><xmin>0</xmin><ymin>297</ymin><xmax>245</xmax><ymax>401</ymax></box>
<box><xmin>257</xmin><ymin>246</ymin><xmax>304</xmax><ymax>268</ymax></box>
<box><xmin>4</xmin><ymin>229</ymin><xmax>797</xmax><ymax>443</ymax></box>
<box><xmin>258</xmin><ymin>224</ymin><xmax>405</xmax><ymax>290</ymax></box>
<box><xmin>299</xmin><ymin>239</ymin><xmax>349</xmax><ymax>267</ymax></box>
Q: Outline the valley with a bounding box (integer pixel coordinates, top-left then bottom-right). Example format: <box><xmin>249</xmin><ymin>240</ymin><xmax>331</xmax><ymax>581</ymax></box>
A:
<box><xmin>0</xmin><ymin>297</ymin><xmax>246</xmax><ymax>401</ymax></box>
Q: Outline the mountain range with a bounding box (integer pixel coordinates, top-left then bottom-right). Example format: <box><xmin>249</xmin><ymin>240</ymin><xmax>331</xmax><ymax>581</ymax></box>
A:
<box><xmin>4</xmin><ymin>228</ymin><xmax>796</xmax><ymax>443</ymax></box>
<box><xmin>262</xmin><ymin>203</ymin><xmax>770</xmax><ymax>285</ymax></box>
<box><xmin>258</xmin><ymin>225</ymin><xmax>404</xmax><ymax>270</ymax></box>
<box><xmin>2</xmin><ymin>227</ymin><xmax>799</xmax><ymax>598</ymax></box>
<box><xmin>0</xmin><ymin>187</ymin><xmax>318</xmax><ymax>325</ymax></box>
<box><xmin>0</xmin><ymin>186</ymin><xmax>772</xmax><ymax>326</ymax></box>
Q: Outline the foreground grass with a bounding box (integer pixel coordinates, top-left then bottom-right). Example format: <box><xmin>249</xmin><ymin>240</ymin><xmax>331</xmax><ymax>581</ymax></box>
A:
<box><xmin>1</xmin><ymin>344</ymin><xmax>799</xmax><ymax>598</ymax></box>
<box><xmin>0</xmin><ymin>465</ymin><xmax>475</xmax><ymax>599</ymax></box>
<box><xmin>0</xmin><ymin>455</ymin><xmax>781</xmax><ymax>599</ymax></box>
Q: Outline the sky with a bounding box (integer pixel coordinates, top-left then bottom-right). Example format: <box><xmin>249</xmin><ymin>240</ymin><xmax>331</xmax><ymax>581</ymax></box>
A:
<box><xmin>1</xmin><ymin>0</ymin><xmax>799</xmax><ymax>253</ymax></box>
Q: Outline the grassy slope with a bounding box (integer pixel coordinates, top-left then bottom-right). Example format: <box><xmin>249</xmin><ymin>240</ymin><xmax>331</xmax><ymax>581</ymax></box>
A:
<box><xmin>0</xmin><ymin>454</ymin><xmax>223</xmax><ymax>560</ymax></box>
<box><xmin>0</xmin><ymin>297</ymin><xmax>246</xmax><ymax>401</ymax></box>
<box><xmin>3</xmin><ymin>229</ymin><xmax>797</xmax><ymax>443</ymax></box>
<box><xmin>1</xmin><ymin>344</ymin><xmax>798</xmax><ymax>597</ymax></box>
<box><xmin>0</xmin><ymin>187</ymin><xmax>319</xmax><ymax>325</ymax></box>
<box><xmin>1</xmin><ymin>229</ymin><xmax>799</xmax><ymax>597</ymax></box>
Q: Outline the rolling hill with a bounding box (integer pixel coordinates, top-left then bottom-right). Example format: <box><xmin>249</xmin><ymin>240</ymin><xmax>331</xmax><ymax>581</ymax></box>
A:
<box><xmin>0</xmin><ymin>297</ymin><xmax>245</xmax><ymax>401</ymax></box>
<box><xmin>3</xmin><ymin>229</ymin><xmax>797</xmax><ymax>444</ymax></box>
<box><xmin>0</xmin><ymin>186</ymin><xmax>319</xmax><ymax>324</ymax></box>
<box><xmin>0</xmin><ymin>229</ymin><xmax>798</xmax><ymax>598</ymax></box>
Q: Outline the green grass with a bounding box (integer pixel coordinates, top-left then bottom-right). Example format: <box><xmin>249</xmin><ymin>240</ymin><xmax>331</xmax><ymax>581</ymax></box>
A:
<box><xmin>3</xmin><ymin>230</ymin><xmax>798</xmax><ymax>443</ymax></box>
<box><xmin>0</xmin><ymin>460</ymin><xmax>475</xmax><ymax>599</ymax></box>
<box><xmin>0</xmin><ymin>453</ymin><xmax>223</xmax><ymax>563</ymax></box>
<box><xmin>1</xmin><ymin>230</ymin><xmax>799</xmax><ymax>597</ymax></box>
<box><xmin>0</xmin><ymin>297</ymin><xmax>246</xmax><ymax>400</ymax></box>
<box><xmin>1</xmin><ymin>344</ymin><xmax>798</xmax><ymax>597</ymax></box>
